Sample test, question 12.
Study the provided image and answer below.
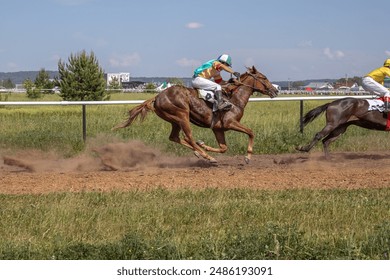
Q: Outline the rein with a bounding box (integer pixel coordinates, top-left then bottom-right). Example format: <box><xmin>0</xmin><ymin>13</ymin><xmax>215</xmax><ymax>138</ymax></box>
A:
<box><xmin>234</xmin><ymin>72</ymin><xmax>265</xmax><ymax>92</ymax></box>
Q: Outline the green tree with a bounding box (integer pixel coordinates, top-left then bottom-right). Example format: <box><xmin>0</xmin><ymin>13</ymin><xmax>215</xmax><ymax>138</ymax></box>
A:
<box><xmin>168</xmin><ymin>77</ymin><xmax>184</xmax><ymax>86</ymax></box>
<box><xmin>57</xmin><ymin>50</ymin><xmax>108</xmax><ymax>101</ymax></box>
<box><xmin>145</xmin><ymin>83</ymin><xmax>156</xmax><ymax>93</ymax></box>
<box><xmin>35</xmin><ymin>68</ymin><xmax>55</xmax><ymax>92</ymax></box>
<box><xmin>24</xmin><ymin>78</ymin><xmax>42</xmax><ymax>99</ymax></box>
<box><xmin>336</xmin><ymin>76</ymin><xmax>362</xmax><ymax>86</ymax></box>
<box><xmin>292</xmin><ymin>81</ymin><xmax>304</xmax><ymax>89</ymax></box>
<box><xmin>2</xmin><ymin>78</ymin><xmax>15</xmax><ymax>89</ymax></box>
<box><xmin>108</xmin><ymin>76</ymin><xmax>122</xmax><ymax>92</ymax></box>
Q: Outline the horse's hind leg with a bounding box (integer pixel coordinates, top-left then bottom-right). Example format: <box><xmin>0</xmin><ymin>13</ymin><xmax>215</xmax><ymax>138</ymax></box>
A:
<box><xmin>181</xmin><ymin>122</ymin><xmax>218</xmax><ymax>163</ymax></box>
<box><xmin>321</xmin><ymin>124</ymin><xmax>349</xmax><ymax>159</ymax></box>
<box><xmin>169</xmin><ymin>123</ymin><xmax>194</xmax><ymax>149</ymax></box>
<box><xmin>169</xmin><ymin>122</ymin><xmax>217</xmax><ymax>163</ymax></box>
<box><xmin>297</xmin><ymin>123</ymin><xmax>337</xmax><ymax>153</ymax></box>
<box><xmin>197</xmin><ymin>130</ymin><xmax>228</xmax><ymax>154</ymax></box>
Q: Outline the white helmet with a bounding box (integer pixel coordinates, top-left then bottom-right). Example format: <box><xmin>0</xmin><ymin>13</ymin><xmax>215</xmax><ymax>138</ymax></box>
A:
<box><xmin>217</xmin><ymin>54</ymin><xmax>232</xmax><ymax>67</ymax></box>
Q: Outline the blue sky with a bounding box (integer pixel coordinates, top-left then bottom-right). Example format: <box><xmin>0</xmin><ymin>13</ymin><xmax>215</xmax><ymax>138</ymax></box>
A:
<box><xmin>1</xmin><ymin>0</ymin><xmax>389</xmax><ymax>81</ymax></box>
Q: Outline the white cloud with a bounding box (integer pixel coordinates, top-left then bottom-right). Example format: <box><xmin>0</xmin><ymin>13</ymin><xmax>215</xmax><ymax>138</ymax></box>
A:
<box><xmin>323</xmin><ymin>47</ymin><xmax>345</xmax><ymax>60</ymax></box>
<box><xmin>185</xmin><ymin>22</ymin><xmax>204</xmax><ymax>29</ymax></box>
<box><xmin>72</xmin><ymin>32</ymin><xmax>108</xmax><ymax>47</ymax></box>
<box><xmin>109</xmin><ymin>53</ymin><xmax>141</xmax><ymax>68</ymax></box>
<box><xmin>244</xmin><ymin>57</ymin><xmax>255</xmax><ymax>67</ymax></box>
<box><xmin>7</xmin><ymin>62</ymin><xmax>18</xmax><ymax>70</ymax></box>
<box><xmin>297</xmin><ymin>40</ymin><xmax>312</xmax><ymax>48</ymax></box>
<box><xmin>51</xmin><ymin>54</ymin><xmax>61</xmax><ymax>62</ymax></box>
<box><xmin>54</xmin><ymin>0</ymin><xmax>93</xmax><ymax>6</ymax></box>
<box><xmin>231</xmin><ymin>47</ymin><xmax>363</xmax><ymax>80</ymax></box>
<box><xmin>176</xmin><ymin>57</ymin><xmax>200</xmax><ymax>67</ymax></box>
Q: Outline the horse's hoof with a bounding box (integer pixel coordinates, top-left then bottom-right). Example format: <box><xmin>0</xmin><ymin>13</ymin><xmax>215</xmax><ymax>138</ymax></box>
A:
<box><xmin>244</xmin><ymin>156</ymin><xmax>250</xmax><ymax>164</ymax></box>
<box><xmin>196</xmin><ymin>140</ymin><xmax>205</xmax><ymax>146</ymax></box>
<box><xmin>194</xmin><ymin>151</ymin><xmax>201</xmax><ymax>158</ymax></box>
<box><xmin>209</xmin><ymin>158</ymin><xmax>218</xmax><ymax>164</ymax></box>
<box><xmin>295</xmin><ymin>146</ymin><xmax>306</xmax><ymax>152</ymax></box>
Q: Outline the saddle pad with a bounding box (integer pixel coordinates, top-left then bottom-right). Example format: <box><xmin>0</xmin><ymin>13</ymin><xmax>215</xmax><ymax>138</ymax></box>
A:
<box><xmin>367</xmin><ymin>99</ymin><xmax>384</xmax><ymax>112</ymax></box>
<box><xmin>197</xmin><ymin>89</ymin><xmax>216</xmax><ymax>103</ymax></box>
<box><xmin>366</xmin><ymin>98</ymin><xmax>390</xmax><ymax>131</ymax></box>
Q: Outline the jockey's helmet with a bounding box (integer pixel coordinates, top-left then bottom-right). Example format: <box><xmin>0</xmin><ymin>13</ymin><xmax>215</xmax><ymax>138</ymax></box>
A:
<box><xmin>218</xmin><ymin>54</ymin><xmax>232</xmax><ymax>67</ymax></box>
<box><xmin>384</xmin><ymin>59</ymin><xmax>390</xmax><ymax>67</ymax></box>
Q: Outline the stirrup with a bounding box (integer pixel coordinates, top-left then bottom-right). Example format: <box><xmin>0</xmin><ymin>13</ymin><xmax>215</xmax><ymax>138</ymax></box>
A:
<box><xmin>384</xmin><ymin>99</ymin><xmax>390</xmax><ymax>113</ymax></box>
<box><xmin>383</xmin><ymin>96</ymin><xmax>390</xmax><ymax>114</ymax></box>
<box><xmin>217</xmin><ymin>101</ymin><xmax>232</xmax><ymax>111</ymax></box>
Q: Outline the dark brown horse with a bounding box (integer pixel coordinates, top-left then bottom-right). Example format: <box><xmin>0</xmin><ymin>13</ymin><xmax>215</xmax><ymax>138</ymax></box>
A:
<box><xmin>114</xmin><ymin>66</ymin><xmax>278</xmax><ymax>163</ymax></box>
<box><xmin>296</xmin><ymin>97</ymin><xmax>388</xmax><ymax>159</ymax></box>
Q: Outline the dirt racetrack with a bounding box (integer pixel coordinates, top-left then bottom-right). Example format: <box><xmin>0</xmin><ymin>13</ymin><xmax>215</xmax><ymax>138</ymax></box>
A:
<box><xmin>1</xmin><ymin>140</ymin><xmax>389</xmax><ymax>194</ymax></box>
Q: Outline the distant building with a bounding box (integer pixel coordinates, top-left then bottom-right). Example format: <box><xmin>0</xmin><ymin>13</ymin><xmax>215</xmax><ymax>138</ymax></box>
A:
<box><xmin>302</xmin><ymin>82</ymin><xmax>334</xmax><ymax>91</ymax></box>
<box><xmin>121</xmin><ymin>81</ymin><xmax>145</xmax><ymax>90</ymax></box>
<box><xmin>106</xmin><ymin>72</ymin><xmax>130</xmax><ymax>86</ymax></box>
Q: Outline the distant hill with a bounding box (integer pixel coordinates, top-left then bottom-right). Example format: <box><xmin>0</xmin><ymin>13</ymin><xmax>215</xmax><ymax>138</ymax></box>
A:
<box><xmin>0</xmin><ymin>71</ymin><xmax>336</xmax><ymax>88</ymax></box>
<box><xmin>0</xmin><ymin>71</ymin><xmax>193</xmax><ymax>86</ymax></box>
<box><xmin>273</xmin><ymin>79</ymin><xmax>337</xmax><ymax>88</ymax></box>
<box><xmin>0</xmin><ymin>71</ymin><xmax>59</xmax><ymax>84</ymax></box>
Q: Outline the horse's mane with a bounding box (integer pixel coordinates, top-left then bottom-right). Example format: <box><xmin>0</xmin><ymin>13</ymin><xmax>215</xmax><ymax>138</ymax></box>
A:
<box><xmin>222</xmin><ymin>69</ymin><xmax>253</xmax><ymax>95</ymax></box>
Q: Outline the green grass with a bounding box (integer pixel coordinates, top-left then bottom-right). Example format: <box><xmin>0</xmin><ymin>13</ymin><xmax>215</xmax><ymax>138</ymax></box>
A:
<box><xmin>0</xmin><ymin>188</ymin><xmax>389</xmax><ymax>260</ymax></box>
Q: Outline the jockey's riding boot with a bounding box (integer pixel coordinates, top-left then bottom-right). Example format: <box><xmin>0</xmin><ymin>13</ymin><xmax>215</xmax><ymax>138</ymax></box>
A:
<box><xmin>214</xmin><ymin>90</ymin><xmax>232</xmax><ymax>111</ymax></box>
<box><xmin>384</xmin><ymin>96</ymin><xmax>390</xmax><ymax>113</ymax></box>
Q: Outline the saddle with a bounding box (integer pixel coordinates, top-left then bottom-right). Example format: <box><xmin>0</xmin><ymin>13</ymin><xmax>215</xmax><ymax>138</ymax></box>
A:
<box><xmin>367</xmin><ymin>98</ymin><xmax>385</xmax><ymax>112</ymax></box>
<box><xmin>366</xmin><ymin>98</ymin><xmax>390</xmax><ymax>130</ymax></box>
<box><xmin>194</xmin><ymin>83</ymin><xmax>235</xmax><ymax>103</ymax></box>
<box><xmin>196</xmin><ymin>88</ymin><xmax>216</xmax><ymax>103</ymax></box>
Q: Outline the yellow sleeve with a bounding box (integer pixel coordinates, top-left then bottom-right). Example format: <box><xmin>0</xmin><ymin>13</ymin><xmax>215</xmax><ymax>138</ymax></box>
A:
<box><xmin>385</xmin><ymin>67</ymin><xmax>390</xmax><ymax>77</ymax></box>
<box><xmin>214</xmin><ymin>61</ymin><xmax>234</xmax><ymax>74</ymax></box>
<box><xmin>367</xmin><ymin>67</ymin><xmax>390</xmax><ymax>84</ymax></box>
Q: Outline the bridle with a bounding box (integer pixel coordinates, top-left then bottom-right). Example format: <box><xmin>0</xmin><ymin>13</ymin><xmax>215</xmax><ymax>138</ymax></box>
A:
<box><xmin>235</xmin><ymin>71</ymin><xmax>269</xmax><ymax>94</ymax></box>
<box><xmin>224</xmin><ymin>68</ymin><xmax>277</xmax><ymax>98</ymax></box>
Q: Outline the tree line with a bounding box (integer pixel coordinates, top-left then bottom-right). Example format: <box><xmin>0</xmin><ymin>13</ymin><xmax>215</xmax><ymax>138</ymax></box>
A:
<box><xmin>0</xmin><ymin>78</ymin><xmax>15</xmax><ymax>89</ymax></box>
<box><xmin>3</xmin><ymin>49</ymin><xmax>372</xmax><ymax>99</ymax></box>
<box><xmin>8</xmin><ymin>50</ymin><xmax>185</xmax><ymax>100</ymax></box>
<box><xmin>20</xmin><ymin>50</ymin><xmax>109</xmax><ymax>101</ymax></box>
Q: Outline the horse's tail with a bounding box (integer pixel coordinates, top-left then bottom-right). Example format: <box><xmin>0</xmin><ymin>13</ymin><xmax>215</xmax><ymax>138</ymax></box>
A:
<box><xmin>112</xmin><ymin>97</ymin><xmax>156</xmax><ymax>130</ymax></box>
<box><xmin>302</xmin><ymin>102</ymin><xmax>330</xmax><ymax>127</ymax></box>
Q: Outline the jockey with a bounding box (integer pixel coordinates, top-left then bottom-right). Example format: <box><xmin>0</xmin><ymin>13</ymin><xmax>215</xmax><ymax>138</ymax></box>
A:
<box><xmin>192</xmin><ymin>54</ymin><xmax>240</xmax><ymax>111</ymax></box>
<box><xmin>362</xmin><ymin>59</ymin><xmax>390</xmax><ymax>113</ymax></box>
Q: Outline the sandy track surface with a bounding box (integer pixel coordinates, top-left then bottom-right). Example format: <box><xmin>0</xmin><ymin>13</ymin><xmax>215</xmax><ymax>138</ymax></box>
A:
<box><xmin>1</xmin><ymin>141</ymin><xmax>389</xmax><ymax>194</ymax></box>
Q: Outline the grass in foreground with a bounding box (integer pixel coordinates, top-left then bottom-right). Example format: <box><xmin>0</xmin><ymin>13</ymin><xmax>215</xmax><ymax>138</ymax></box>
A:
<box><xmin>0</xmin><ymin>188</ymin><xmax>389</xmax><ymax>260</ymax></box>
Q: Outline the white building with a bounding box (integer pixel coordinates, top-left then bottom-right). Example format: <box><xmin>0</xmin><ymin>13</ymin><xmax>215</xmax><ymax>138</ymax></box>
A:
<box><xmin>106</xmin><ymin>73</ymin><xmax>130</xmax><ymax>86</ymax></box>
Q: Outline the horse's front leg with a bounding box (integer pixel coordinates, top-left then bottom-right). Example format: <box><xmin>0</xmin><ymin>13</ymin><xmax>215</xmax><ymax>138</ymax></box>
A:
<box><xmin>196</xmin><ymin>130</ymin><xmax>228</xmax><ymax>154</ymax></box>
<box><xmin>223</xmin><ymin>122</ymin><xmax>254</xmax><ymax>164</ymax></box>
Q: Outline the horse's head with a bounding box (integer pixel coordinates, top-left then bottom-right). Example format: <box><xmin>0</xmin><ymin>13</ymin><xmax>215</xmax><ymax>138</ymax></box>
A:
<box><xmin>242</xmin><ymin>66</ymin><xmax>278</xmax><ymax>98</ymax></box>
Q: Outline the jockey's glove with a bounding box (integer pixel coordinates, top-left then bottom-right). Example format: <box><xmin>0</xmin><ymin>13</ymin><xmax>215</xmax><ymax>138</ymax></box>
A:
<box><xmin>233</xmin><ymin>72</ymin><xmax>240</xmax><ymax>78</ymax></box>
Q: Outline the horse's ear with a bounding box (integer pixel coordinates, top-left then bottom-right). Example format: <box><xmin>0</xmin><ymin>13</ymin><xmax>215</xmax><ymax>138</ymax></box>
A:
<box><xmin>251</xmin><ymin>65</ymin><xmax>258</xmax><ymax>73</ymax></box>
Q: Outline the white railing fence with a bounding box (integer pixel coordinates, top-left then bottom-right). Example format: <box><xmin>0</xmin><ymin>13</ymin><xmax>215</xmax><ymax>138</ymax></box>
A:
<box><xmin>0</xmin><ymin>95</ymin><xmax>376</xmax><ymax>141</ymax></box>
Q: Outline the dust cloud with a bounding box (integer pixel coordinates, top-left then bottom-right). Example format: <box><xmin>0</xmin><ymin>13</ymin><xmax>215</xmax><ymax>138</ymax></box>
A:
<box><xmin>0</xmin><ymin>137</ymin><xmax>207</xmax><ymax>173</ymax></box>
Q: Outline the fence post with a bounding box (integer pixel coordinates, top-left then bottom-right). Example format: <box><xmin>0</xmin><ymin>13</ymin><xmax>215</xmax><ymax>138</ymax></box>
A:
<box><xmin>82</xmin><ymin>105</ymin><xmax>87</xmax><ymax>142</ymax></box>
<box><xmin>299</xmin><ymin>100</ymin><xmax>304</xmax><ymax>133</ymax></box>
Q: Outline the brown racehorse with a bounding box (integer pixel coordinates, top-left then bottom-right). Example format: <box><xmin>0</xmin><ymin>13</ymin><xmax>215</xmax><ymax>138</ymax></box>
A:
<box><xmin>296</xmin><ymin>97</ymin><xmax>388</xmax><ymax>159</ymax></box>
<box><xmin>114</xmin><ymin>66</ymin><xmax>278</xmax><ymax>163</ymax></box>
